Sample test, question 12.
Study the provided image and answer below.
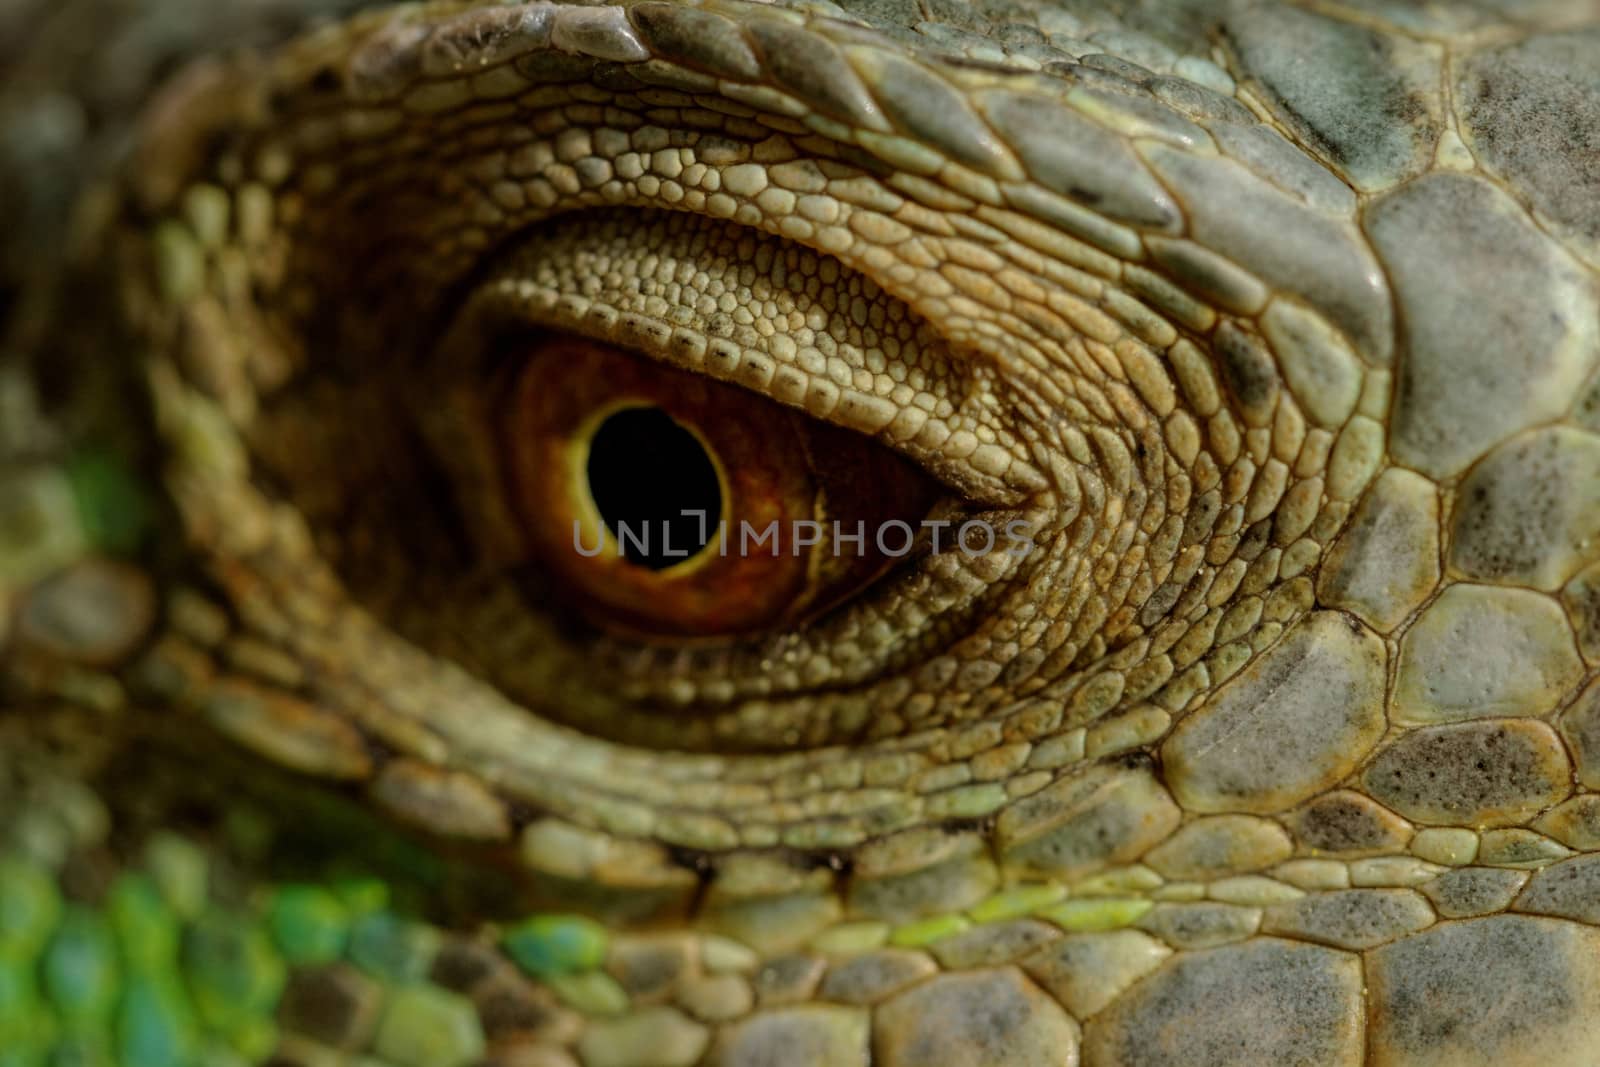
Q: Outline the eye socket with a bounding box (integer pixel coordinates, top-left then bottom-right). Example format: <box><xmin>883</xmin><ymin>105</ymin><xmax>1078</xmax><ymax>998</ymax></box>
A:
<box><xmin>499</xmin><ymin>333</ymin><xmax>943</xmax><ymax>641</ymax></box>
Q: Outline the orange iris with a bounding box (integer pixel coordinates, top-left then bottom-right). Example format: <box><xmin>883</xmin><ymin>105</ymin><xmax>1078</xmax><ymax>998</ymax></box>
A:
<box><xmin>499</xmin><ymin>335</ymin><xmax>941</xmax><ymax>640</ymax></box>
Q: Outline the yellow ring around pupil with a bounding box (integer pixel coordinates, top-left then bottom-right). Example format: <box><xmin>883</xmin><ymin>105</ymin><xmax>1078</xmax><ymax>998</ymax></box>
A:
<box><xmin>571</xmin><ymin>401</ymin><xmax>731</xmax><ymax>578</ymax></box>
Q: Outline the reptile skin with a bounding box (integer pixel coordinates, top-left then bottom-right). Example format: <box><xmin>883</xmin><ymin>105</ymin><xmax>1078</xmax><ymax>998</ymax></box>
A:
<box><xmin>4</xmin><ymin>0</ymin><xmax>1600</xmax><ymax>1064</ymax></box>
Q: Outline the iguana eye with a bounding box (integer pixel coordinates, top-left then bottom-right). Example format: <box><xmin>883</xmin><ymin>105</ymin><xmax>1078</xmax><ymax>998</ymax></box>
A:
<box><xmin>223</xmin><ymin>199</ymin><xmax>1043</xmax><ymax>749</ymax></box>
<box><xmin>499</xmin><ymin>332</ymin><xmax>942</xmax><ymax>639</ymax></box>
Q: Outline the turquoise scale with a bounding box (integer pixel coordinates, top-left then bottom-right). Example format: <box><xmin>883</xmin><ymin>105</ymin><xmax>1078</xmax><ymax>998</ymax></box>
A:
<box><xmin>0</xmin><ymin>839</ymin><xmax>623</xmax><ymax>1065</ymax></box>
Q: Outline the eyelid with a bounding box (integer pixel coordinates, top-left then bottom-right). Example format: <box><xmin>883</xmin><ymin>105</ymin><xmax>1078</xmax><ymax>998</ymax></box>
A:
<box><xmin>433</xmin><ymin>208</ymin><xmax>1048</xmax><ymax>509</ymax></box>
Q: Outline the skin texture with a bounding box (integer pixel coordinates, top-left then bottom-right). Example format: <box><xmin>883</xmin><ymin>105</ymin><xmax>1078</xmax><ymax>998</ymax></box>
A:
<box><xmin>3</xmin><ymin>1</ymin><xmax>1600</xmax><ymax>1065</ymax></box>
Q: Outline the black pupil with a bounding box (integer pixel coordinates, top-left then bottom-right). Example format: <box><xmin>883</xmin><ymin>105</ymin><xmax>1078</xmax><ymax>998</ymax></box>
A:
<box><xmin>586</xmin><ymin>406</ymin><xmax>721</xmax><ymax>570</ymax></box>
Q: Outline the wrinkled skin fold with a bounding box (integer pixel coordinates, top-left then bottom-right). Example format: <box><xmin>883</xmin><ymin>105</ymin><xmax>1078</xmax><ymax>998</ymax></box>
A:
<box><xmin>3</xmin><ymin>1</ymin><xmax>1600</xmax><ymax>1064</ymax></box>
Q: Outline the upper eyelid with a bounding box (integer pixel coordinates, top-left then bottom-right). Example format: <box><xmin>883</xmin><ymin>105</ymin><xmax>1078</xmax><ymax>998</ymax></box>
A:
<box><xmin>430</xmin><ymin>208</ymin><xmax>1042</xmax><ymax>507</ymax></box>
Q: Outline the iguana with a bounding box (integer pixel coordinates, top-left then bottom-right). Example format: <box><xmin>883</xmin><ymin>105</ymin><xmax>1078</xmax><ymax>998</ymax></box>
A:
<box><xmin>3</xmin><ymin>1</ymin><xmax>1600</xmax><ymax>1064</ymax></box>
